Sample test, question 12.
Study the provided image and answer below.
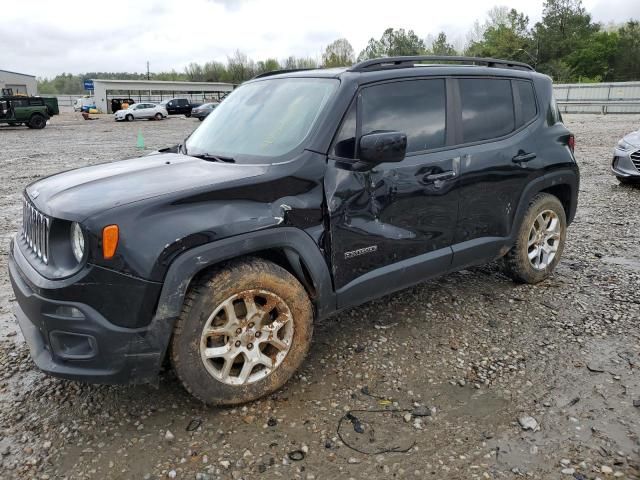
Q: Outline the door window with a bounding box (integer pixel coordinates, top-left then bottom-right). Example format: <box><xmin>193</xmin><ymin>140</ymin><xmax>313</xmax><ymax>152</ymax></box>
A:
<box><xmin>360</xmin><ymin>79</ymin><xmax>446</xmax><ymax>154</ymax></box>
<box><xmin>459</xmin><ymin>78</ymin><xmax>515</xmax><ymax>143</ymax></box>
<box><xmin>332</xmin><ymin>102</ymin><xmax>357</xmax><ymax>159</ymax></box>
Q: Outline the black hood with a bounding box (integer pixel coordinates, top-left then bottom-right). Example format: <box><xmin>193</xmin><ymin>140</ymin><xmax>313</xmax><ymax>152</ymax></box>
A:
<box><xmin>26</xmin><ymin>153</ymin><xmax>267</xmax><ymax>221</ymax></box>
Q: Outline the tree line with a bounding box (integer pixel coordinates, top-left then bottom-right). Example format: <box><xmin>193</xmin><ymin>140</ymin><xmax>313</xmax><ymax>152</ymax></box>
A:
<box><xmin>37</xmin><ymin>0</ymin><xmax>640</xmax><ymax>94</ymax></box>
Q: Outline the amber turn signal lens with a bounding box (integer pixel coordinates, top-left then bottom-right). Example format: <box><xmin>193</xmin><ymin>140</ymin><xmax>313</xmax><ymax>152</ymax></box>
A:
<box><xmin>102</xmin><ymin>225</ymin><xmax>119</xmax><ymax>259</ymax></box>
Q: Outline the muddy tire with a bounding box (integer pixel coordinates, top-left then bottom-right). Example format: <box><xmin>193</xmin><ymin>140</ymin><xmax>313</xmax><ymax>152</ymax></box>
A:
<box><xmin>170</xmin><ymin>257</ymin><xmax>313</xmax><ymax>406</ymax></box>
<box><xmin>27</xmin><ymin>114</ymin><xmax>46</xmax><ymax>129</ymax></box>
<box><xmin>503</xmin><ymin>193</ymin><xmax>567</xmax><ymax>284</ymax></box>
<box><xmin>126</xmin><ymin>114</ymin><xmax>134</xmax><ymax>122</ymax></box>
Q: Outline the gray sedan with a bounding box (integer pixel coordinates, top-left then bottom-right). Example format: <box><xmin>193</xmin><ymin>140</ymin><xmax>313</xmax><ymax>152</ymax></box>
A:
<box><xmin>192</xmin><ymin>102</ymin><xmax>219</xmax><ymax>121</ymax></box>
<box><xmin>611</xmin><ymin>130</ymin><xmax>640</xmax><ymax>184</ymax></box>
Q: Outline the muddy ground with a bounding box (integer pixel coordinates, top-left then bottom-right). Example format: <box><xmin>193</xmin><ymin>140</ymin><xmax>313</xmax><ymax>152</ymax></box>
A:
<box><xmin>0</xmin><ymin>113</ymin><xmax>639</xmax><ymax>480</ymax></box>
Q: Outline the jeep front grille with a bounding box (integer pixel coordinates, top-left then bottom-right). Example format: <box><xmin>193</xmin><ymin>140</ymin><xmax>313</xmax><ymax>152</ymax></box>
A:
<box><xmin>21</xmin><ymin>197</ymin><xmax>51</xmax><ymax>264</ymax></box>
<box><xmin>631</xmin><ymin>150</ymin><xmax>640</xmax><ymax>170</ymax></box>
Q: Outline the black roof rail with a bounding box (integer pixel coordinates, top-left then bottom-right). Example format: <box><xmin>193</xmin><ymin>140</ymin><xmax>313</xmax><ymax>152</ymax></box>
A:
<box><xmin>348</xmin><ymin>56</ymin><xmax>534</xmax><ymax>72</ymax></box>
<box><xmin>252</xmin><ymin>68</ymin><xmax>314</xmax><ymax>79</ymax></box>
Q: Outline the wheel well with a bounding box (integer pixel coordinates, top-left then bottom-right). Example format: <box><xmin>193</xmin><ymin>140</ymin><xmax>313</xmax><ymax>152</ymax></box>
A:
<box><xmin>189</xmin><ymin>248</ymin><xmax>319</xmax><ymax>306</ymax></box>
<box><xmin>539</xmin><ymin>184</ymin><xmax>572</xmax><ymax>220</ymax></box>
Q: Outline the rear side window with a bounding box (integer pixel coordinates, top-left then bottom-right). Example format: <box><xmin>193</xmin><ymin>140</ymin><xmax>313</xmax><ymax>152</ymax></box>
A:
<box><xmin>459</xmin><ymin>78</ymin><xmax>514</xmax><ymax>143</ymax></box>
<box><xmin>360</xmin><ymin>79</ymin><xmax>446</xmax><ymax>153</ymax></box>
<box><xmin>514</xmin><ymin>80</ymin><xmax>537</xmax><ymax>126</ymax></box>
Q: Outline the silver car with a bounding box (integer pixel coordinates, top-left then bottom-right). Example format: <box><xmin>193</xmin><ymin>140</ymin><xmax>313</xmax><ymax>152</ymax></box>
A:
<box><xmin>114</xmin><ymin>103</ymin><xmax>168</xmax><ymax>122</ymax></box>
<box><xmin>612</xmin><ymin>130</ymin><xmax>640</xmax><ymax>184</ymax></box>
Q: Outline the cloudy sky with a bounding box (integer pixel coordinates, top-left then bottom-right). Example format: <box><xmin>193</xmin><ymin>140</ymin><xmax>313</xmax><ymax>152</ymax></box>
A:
<box><xmin>3</xmin><ymin>0</ymin><xmax>639</xmax><ymax>78</ymax></box>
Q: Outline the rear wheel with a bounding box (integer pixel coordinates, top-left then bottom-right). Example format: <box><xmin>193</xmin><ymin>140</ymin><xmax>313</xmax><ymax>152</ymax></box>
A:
<box><xmin>198</xmin><ymin>117</ymin><xmax>204</xmax><ymax>121</ymax></box>
<box><xmin>185</xmin><ymin>112</ymin><xmax>191</xmax><ymax>118</ymax></box>
<box><xmin>503</xmin><ymin>193</ymin><xmax>567</xmax><ymax>284</ymax></box>
<box><xmin>170</xmin><ymin>257</ymin><xmax>313</xmax><ymax>406</ymax></box>
<box><xmin>126</xmin><ymin>114</ymin><xmax>134</xmax><ymax>122</ymax></box>
<box><xmin>28</xmin><ymin>114</ymin><xmax>46</xmax><ymax>129</ymax></box>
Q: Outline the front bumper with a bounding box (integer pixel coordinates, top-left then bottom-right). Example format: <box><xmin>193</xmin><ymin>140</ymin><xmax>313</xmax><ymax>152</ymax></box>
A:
<box><xmin>8</xmin><ymin>239</ymin><xmax>166</xmax><ymax>385</ymax></box>
<box><xmin>611</xmin><ymin>147</ymin><xmax>640</xmax><ymax>179</ymax></box>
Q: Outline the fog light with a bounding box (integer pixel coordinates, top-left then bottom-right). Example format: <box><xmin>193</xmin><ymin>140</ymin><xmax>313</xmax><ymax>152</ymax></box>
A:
<box><xmin>54</xmin><ymin>306</ymin><xmax>85</xmax><ymax>319</ymax></box>
<box><xmin>49</xmin><ymin>331</ymin><xmax>97</xmax><ymax>359</ymax></box>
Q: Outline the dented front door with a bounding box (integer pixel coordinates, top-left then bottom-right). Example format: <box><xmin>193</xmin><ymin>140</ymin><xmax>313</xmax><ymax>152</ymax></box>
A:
<box><xmin>325</xmin><ymin>149</ymin><xmax>461</xmax><ymax>291</ymax></box>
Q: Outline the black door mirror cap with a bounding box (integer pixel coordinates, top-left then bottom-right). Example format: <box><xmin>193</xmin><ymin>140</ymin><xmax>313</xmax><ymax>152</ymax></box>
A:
<box><xmin>359</xmin><ymin>131</ymin><xmax>407</xmax><ymax>166</ymax></box>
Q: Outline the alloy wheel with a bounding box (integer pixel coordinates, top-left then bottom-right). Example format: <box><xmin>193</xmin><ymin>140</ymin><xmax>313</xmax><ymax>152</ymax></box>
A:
<box><xmin>527</xmin><ymin>209</ymin><xmax>561</xmax><ymax>270</ymax></box>
<box><xmin>199</xmin><ymin>289</ymin><xmax>294</xmax><ymax>385</ymax></box>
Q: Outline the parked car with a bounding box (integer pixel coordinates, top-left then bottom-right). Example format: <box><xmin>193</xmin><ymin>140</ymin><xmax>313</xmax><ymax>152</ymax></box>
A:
<box><xmin>73</xmin><ymin>96</ymin><xmax>95</xmax><ymax>112</ymax></box>
<box><xmin>160</xmin><ymin>98</ymin><xmax>201</xmax><ymax>117</ymax></box>
<box><xmin>114</xmin><ymin>103</ymin><xmax>167</xmax><ymax>121</ymax></box>
<box><xmin>9</xmin><ymin>56</ymin><xmax>579</xmax><ymax>406</ymax></box>
<box><xmin>192</xmin><ymin>102</ymin><xmax>218</xmax><ymax>121</ymax></box>
<box><xmin>0</xmin><ymin>95</ymin><xmax>58</xmax><ymax>129</ymax></box>
<box><xmin>611</xmin><ymin>129</ymin><xmax>640</xmax><ymax>184</ymax></box>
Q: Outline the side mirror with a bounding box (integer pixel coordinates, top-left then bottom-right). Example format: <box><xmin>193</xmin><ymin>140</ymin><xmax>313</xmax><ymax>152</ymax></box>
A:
<box><xmin>359</xmin><ymin>131</ymin><xmax>407</xmax><ymax>165</ymax></box>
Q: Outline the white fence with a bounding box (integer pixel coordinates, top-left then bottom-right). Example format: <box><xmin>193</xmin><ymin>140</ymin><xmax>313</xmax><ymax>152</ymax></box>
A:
<box><xmin>553</xmin><ymin>81</ymin><xmax>640</xmax><ymax>114</ymax></box>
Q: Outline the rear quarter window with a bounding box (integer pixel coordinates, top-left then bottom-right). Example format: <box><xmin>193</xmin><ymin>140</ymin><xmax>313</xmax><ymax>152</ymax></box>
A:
<box><xmin>459</xmin><ymin>78</ymin><xmax>515</xmax><ymax>143</ymax></box>
<box><xmin>514</xmin><ymin>80</ymin><xmax>537</xmax><ymax>126</ymax></box>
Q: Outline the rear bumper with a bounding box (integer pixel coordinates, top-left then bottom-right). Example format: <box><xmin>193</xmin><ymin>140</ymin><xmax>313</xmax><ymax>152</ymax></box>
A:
<box><xmin>8</xmin><ymin>239</ymin><xmax>165</xmax><ymax>385</ymax></box>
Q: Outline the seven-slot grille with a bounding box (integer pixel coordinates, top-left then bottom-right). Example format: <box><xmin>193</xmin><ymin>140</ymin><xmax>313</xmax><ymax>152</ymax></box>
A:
<box><xmin>631</xmin><ymin>150</ymin><xmax>640</xmax><ymax>170</ymax></box>
<box><xmin>21</xmin><ymin>197</ymin><xmax>51</xmax><ymax>264</ymax></box>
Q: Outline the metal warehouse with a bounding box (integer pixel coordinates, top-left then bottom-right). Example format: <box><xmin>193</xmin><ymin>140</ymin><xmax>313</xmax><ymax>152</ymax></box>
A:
<box><xmin>0</xmin><ymin>69</ymin><xmax>37</xmax><ymax>96</ymax></box>
<box><xmin>91</xmin><ymin>79</ymin><xmax>235</xmax><ymax>113</ymax></box>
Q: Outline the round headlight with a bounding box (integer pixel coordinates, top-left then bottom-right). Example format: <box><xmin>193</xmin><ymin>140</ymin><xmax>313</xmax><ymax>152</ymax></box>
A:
<box><xmin>70</xmin><ymin>222</ymin><xmax>85</xmax><ymax>263</ymax></box>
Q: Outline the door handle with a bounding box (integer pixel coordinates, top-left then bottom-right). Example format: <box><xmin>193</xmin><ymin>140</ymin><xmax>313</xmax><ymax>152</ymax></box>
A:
<box><xmin>512</xmin><ymin>151</ymin><xmax>537</xmax><ymax>163</ymax></box>
<box><xmin>425</xmin><ymin>170</ymin><xmax>456</xmax><ymax>182</ymax></box>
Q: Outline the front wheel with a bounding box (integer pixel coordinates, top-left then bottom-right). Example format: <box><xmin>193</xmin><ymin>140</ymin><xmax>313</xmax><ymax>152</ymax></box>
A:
<box><xmin>185</xmin><ymin>112</ymin><xmax>191</xmax><ymax>118</ymax></box>
<box><xmin>126</xmin><ymin>114</ymin><xmax>134</xmax><ymax>122</ymax></box>
<box><xmin>503</xmin><ymin>193</ymin><xmax>567</xmax><ymax>284</ymax></box>
<box><xmin>198</xmin><ymin>117</ymin><xmax>204</xmax><ymax>121</ymax></box>
<box><xmin>170</xmin><ymin>257</ymin><xmax>313</xmax><ymax>406</ymax></box>
<box><xmin>155</xmin><ymin>113</ymin><xmax>163</xmax><ymax>120</ymax></box>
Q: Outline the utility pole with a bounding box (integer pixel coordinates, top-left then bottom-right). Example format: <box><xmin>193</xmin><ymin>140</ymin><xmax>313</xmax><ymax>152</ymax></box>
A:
<box><xmin>146</xmin><ymin>61</ymin><xmax>150</xmax><ymax>80</ymax></box>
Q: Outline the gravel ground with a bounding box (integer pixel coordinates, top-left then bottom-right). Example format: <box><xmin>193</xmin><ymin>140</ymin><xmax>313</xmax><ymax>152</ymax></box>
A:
<box><xmin>0</xmin><ymin>113</ymin><xmax>639</xmax><ymax>480</ymax></box>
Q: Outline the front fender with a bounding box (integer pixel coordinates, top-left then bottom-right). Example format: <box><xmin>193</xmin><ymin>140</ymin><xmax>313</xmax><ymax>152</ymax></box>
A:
<box><xmin>145</xmin><ymin>227</ymin><xmax>335</xmax><ymax>368</ymax></box>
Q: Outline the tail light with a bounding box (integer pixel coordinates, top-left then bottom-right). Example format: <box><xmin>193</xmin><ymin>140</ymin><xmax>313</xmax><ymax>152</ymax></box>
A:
<box><xmin>568</xmin><ymin>134</ymin><xmax>575</xmax><ymax>153</ymax></box>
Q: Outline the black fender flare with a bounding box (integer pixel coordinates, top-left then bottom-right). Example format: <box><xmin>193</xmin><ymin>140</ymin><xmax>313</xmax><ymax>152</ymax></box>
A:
<box><xmin>142</xmin><ymin>228</ymin><xmax>336</xmax><ymax>375</ymax></box>
<box><xmin>153</xmin><ymin>226</ymin><xmax>335</xmax><ymax>322</ymax></box>
<box><xmin>512</xmin><ymin>167</ymin><xmax>579</xmax><ymax>238</ymax></box>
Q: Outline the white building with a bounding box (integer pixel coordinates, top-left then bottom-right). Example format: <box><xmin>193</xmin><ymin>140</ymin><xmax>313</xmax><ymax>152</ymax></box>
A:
<box><xmin>91</xmin><ymin>79</ymin><xmax>235</xmax><ymax>113</ymax></box>
<box><xmin>0</xmin><ymin>69</ymin><xmax>37</xmax><ymax>96</ymax></box>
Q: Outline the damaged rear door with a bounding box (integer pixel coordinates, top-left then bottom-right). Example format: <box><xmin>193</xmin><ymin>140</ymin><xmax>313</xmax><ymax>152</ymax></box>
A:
<box><xmin>325</xmin><ymin>78</ymin><xmax>461</xmax><ymax>308</ymax></box>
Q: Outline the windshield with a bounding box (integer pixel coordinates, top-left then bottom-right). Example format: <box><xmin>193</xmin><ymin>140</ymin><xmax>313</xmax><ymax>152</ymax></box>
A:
<box><xmin>185</xmin><ymin>78</ymin><xmax>338</xmax><ymax>162</ymax></box>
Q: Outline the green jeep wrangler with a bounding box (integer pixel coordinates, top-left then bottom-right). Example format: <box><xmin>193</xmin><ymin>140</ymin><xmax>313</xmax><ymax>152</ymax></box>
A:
<box><xmin>0</xmin><ymin>95</ymin><xmax>59</xmax><ymax>129</ymax></box>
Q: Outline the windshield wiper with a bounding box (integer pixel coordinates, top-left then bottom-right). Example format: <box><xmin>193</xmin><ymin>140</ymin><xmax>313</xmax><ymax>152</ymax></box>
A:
<box><xmin>191</xmin><ymin>153</ymin><xmax>235</xmax><ymax>163</ymax></box>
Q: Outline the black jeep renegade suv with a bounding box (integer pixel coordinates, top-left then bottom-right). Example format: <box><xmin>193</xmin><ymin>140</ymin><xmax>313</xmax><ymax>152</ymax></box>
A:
<box><xmin>9</xmin><ymin>56</ymin><xmax>579</xmax><ymax>405</ymax></box>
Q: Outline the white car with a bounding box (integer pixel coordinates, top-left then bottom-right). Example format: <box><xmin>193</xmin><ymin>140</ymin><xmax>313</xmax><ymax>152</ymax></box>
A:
<box><xmin>114</xmin><ymin>103</ymin><xmax>168</xmax><ymax>122</ymax></box>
